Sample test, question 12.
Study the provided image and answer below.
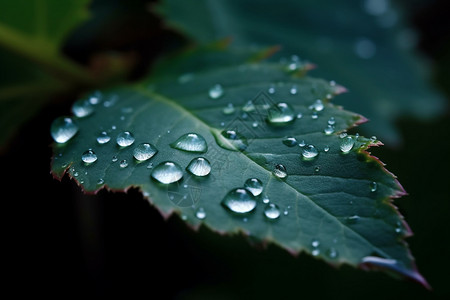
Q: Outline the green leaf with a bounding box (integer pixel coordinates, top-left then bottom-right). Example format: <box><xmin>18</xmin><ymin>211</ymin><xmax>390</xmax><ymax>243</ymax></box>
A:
<box><xmin>51</xmin><ymin>47</ymin><xmax>427</xmax><ymax>286</ymax></box>
<box><xmin>155</xmin><ymin>0</ymin><xmax>446</xmax><ymax>145</ymax></box>
<box><xmin>0</xmin><ymin>0</ymin><xmax>91</xmax><ymax>148</ymax></box>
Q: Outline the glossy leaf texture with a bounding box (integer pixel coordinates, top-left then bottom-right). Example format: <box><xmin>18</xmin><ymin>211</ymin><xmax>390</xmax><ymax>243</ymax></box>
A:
<box><xmin>51</xmin><ymin>47</ymin><xmax>427</xmax><ymax>287</ymax></box>
<box><xmin>154</xmin><ymin>0</ymin><xmax>446</xmax><ymax>145</ymax></box>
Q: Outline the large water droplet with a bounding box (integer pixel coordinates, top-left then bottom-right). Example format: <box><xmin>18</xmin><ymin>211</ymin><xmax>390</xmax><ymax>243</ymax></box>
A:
<box><xmin>273</xmin><ymin>164</ymin><xmax>287</xmax><ymax>179</ymax></box>
<box><xmin>264</xmin><ymin>203</ymin><xmax>280</xmax><ymax>220</ymax></box>
<box><xmin>151</xmin><ymin>161</ymin><xmax>183</xmax><ymax>184</ymax></box>
<box><xmin>244</xmin><ymin>178</ymin><xmax>264</xmax><ymax>196</ymax></box>
<box><xmin>302</xmin><ymin>144</ymin><xmax>319</xmax><ymax>159</ymax></box>
<box><xmin>81</xmin><ymin>149</ymin><xmax>97</xmax><ymax>164</ymax></box>
<box><xmin>171</xmin><ymin>133</ymin><xmax>207</xmax><ymax>153</ymax></box>
<box><xmin>340</xmin><ymin>136</ymin><xmax>355</xmax><ymax>153</ymax></box>
<box><xmin>267</xmin><ymin>102</ymin><xmax>295</xmax><ymax>125</ymax></box>
<box><xmin>50</xmin><ymin>117</ymin><xmax>79</xmax><ymax>143</ymax></box>
<box><xmin>133</xmin><ymin>143</ymin><xmax>158</xmax><ymax>161</ymax></box>
<box><xmin>186</xmin><ymin>157</ymin><xmax>211</xmax><ymax>177</ymax></box>
<box><xmin>221</xmin><ymin>188</ymin><xmax>257</xmax><ymax>214</ymax></box>
<box><xmin>208</xmin><ymin>84</ymin><xmax>224</xmax><ymax>99</ymax></box>
<box><xmin>72</xmin><ymin>99</ymin><xmax>94</xmax><ymax>117</ymax></box>
<box><xmin>116</xmin><ymin>131</ymin><xmax>135</xmax><ymax>147</ymax></box>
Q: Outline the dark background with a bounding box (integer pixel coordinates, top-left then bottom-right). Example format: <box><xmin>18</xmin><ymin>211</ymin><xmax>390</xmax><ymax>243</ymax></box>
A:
<box><xmin>3</xmin><ymin>0</ymin><xmax>450</xmax><ymax>298</ymax></box>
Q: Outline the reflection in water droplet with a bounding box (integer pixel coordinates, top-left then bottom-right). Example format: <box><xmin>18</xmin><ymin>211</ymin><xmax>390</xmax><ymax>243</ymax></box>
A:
<box><xmin>267</xmin><ymin>102</ymin><xmax>295</xmax><ymax>125</ymax></box>
<box><xmin>264</xmin><ymin>203</ymin><xmax>280</xmax><ymax>220</ymax></box>
<box><xmin>171</xmin><ymin>133</ymin><xmax>207</xmax><ymax>153</ymax></box>
<box><xmin>186</xmin><ymin>157</ymin><xmax>211</xmax><ymax>177</ymax></box>
<box><xmin>97</xmin><ymin>131</ymin><xmax>111</xmax><ymax>144</ymax></box>
<box><xmin>81</xmin><ymin>149</ymin><xmax>97</xmax><ymax>164</ymax></box>
<box><xmin>133</xmin><ymin>143</ymin><xmax>158</xmax><ymax>161</ymax></box>
<box><xmin>369</xmin><ymin>181</ymin><xmax>377</xmax><ymax>192</ymax></box>
<box><xmin>151</xmin><ymin>161</ymin><xmax>183</xmax><ymax>184</ymax></box>
<box><xmin>209</xmin><ymin>84</ymin><xmax>224</xmax><ymax>99</ymax></box>
<box><xmin>244</xmin><ymin>178</ymin><xmax>264</xmax><ymax>196</ymax></box>
<box><xmin>282</xmin><ymin>136</ymin><xmax>298</xmax><ymax>147</ymax></box>
<box><xmin>221</xmin><ymin>188</ymin><xmax>257</xmax><ymax>214</ymax></box>
<box><xmin>340</xmin><ymin>136</ymin><xmax>355</xmax><ymax>153</ymax></box>
<box><xmin>50</xmin><ymin>117</ymin><xmax>79</xmax><ymax>143</ymax></box>
<box><xmin>302</xmin><ymin>145</ymin><xmax>319</xmax><ymax>159</ymax></box>
<box><xmin>116</xmin><ymin>131</ymin><xmax>135</xmax><ymax>147</ymax></box>
<box><xmin>273</xmin><ymin>164</ymin><xmax>287</xmax><ymax>179</ymax></box>
<box><xmin>195</xmin><ymin>207</ymin><xmax>206</xmax><ymax>220</ymax></box>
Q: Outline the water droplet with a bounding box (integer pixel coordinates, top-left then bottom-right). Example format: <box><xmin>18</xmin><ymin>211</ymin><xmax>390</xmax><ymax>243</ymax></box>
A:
<box><xmin>151</xmin><ymin>161</ymin><xmax>183</xmax><ymax>184</ymax></box>
<box><xmin>314</xmin><ymin>166</ymin><xmax>320</xmax><ymax>173</ymax></box>
<box><xmin>311</xmin><ymin>99</ymin><xmax>324</xmax><ymax>111</ymax></box>
<box><xmin>262</xmin><ymin>195</ymin><xmax>270</xmax><ymax>204</ymax></box>
<box><xmin>112</xmin><ymin>155</ymin><xmax>118</xmax><ymax>162</ymax></box>
<box><xmin>302</xmin><ymin>145</ymin><xmax>319</xmax><ymax>159</ymax></box>
<box><xmin>178</xmin><ymin>73</ymin><xmax>194</xmax><ymax>84</ymax></box>
<box><xmin>242</xmin><ymin>100</ymin><xmax>255</xmax><ymax>112</ymax></box>
<box><xmin>208</xmin><ymin>84</ymin><xmax>224</xmax><ymax>99</ymax></box>
<box><xmin>311</xmin><ymin>239</ymin><xmax>320</xmax><ymax>248</ymax></box>
<box><xmin>267</xmin><ymin>102</ymin><xmax>295</xmax><ymax>125</ymax></box>
<box><xmin>361</xmin><ymin>256</ymin><xmax>398</xmax><ymax>268</ymax></box>
<box><xmin>186</xmin><ymin>157</ymin><xmax>211</xmax><ymax>177</ymax></box>
<box><xmin>326</xmin><ymin>247</ymin><xmax>339</xmax><ymax>259</ymax></box>
<box><xmin>268</xmin><ymin>84</ymin><xmax>276</xmax><ymax>94</ymax></box>
<box><xmin>81</xmin><ymin>149</ymin><xmax>97</xmax><ymax>164</ymax></box>
<box><xmin>323</xmin><ymin>125</ymin><xmax>335</xmax><ymax>135</ymax></box>
<box><xmin>324</xmin><ymin>145</ymin><xmax>330</xmax><ymax>152</ymax></box>
<box><xmin>72</xmin><ymin>99</ymin><xmax>94</xmax><ymax>117</ymax></box>
<box><xmin>133</xmin><ymin>143</ymin><xmax>158</xmax><ymax>161</ymax></box>
<box><xmin>171</xmin><ymin>133</ymin><xmax>207</xmax><ymax>153</ymax></box>
<box><xmin>282</xmin><ymin>136</ymin><xmax>298</xmax><ymax>147</ymax></box>
<box><xmin>273</xmin><ymin>164</ymin><xmax>287</xmax><ymax>179</ymax></box>
<box><xmin>289</xmin><ymin>85</ymin><xmax>298</xmax><ymax>95</ymax></box>
<box><xmin>346</xmin><ymin>215</ymin><xmax>360</xmax><ymax>224</ymax></box>
<box><xmin>50</xmin><ymin>117</ymin><xmax>79</xmax><ymax>143</ymax></box>
<box><xmin>312</xmin><ymin>249</ymin><xmax>320</xmax><ymax>256</ymax></box>
<box><xmin>97</xmin><ymin>178</ymin><xmax>104</xmax><ymax>185</ymax></box>
<box><xmin>340</xmin><ymin>136</ymin><xmax>355</xmax><ymax>153</ymax></box>
<box><xmin>221</xmin><ymin>188</ymin><xmax>257</xmax><ymax>214</ymax></box>
<box><xmin>369</xmin><ymin>181</ymin><xmax>377</xmax><ymax>192</ymax></box>
<box><xmin>116</xmin><ymin>131</ymin><xmax>135</xmax><ymax>147</ymax></box>
<box><xmin>119</xmin><ymin>159</ymin><xmax>128</xmax><ymax>168</ymax></box>
<box><xmin>223</xmin><ymin>103</ymin><xmax>235</xmax><ymax>115</ymax></box>
<box><xmin>311</xmin><ymin>112</ymin><xmax>318</xmax><ymax>119</ymax></box>
<box><xmin>244</xmin><ymin>178</ymin><xmax>264</xmax><ymax>196</ymax></box>
<box><xmin>97</xmin><ymin>131</ymin><xmax>111</xmax><ymax>144</ymax></box>
<box><xmin>195</xmin><ymin>207</ymin><xmax>206</xmax><ymax>220</ymax></box>
<box><xmin>264</xmin><ymin>203</ymin><xmax>281</xmax><ymax>220</ymax></box>
<box><xmin>327</xmin><ymin>117</ymin><xmax>336</xmax><ymax>125</ymax></box>
<box><xmin>298</xmin><ymin>140</ymin><xmax>306</xmax><ymax>147</ymax></box>
<box><xmin>219</xmin><ymin>129</ymin><xmax>248</xmax><ymax>151</ymax></box>
<box><xmin>296</xmin><ymin>112</ymin><xmax>303</xmax><ymax>119</ymax></box>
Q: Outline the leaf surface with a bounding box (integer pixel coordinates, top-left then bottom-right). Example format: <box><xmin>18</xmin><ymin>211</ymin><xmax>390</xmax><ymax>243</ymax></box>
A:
<box><xmin>51</xmin><ymin>47</ymin><xmax>426</xmax><ymax>286</ymax></box>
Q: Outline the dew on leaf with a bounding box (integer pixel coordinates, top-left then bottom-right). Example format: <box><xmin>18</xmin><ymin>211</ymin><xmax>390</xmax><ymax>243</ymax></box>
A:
<box><xmin>171</xmin><ymin>133</ymin><xmax>207</xmax><ymax>153</ymax></box>
<box><xmin>133</xmin><ymin>143</ymin><xmax>158</xmax><ymax>161</ymax></box>
<box><xmin>221</xmin><ymin>188</ymin><xmax>257</xmax><ymax>214</ymax></box>
<box><xmin>195</xmin><ymin>207</ymin><xmax>206</xmax><ymax>220</ymax></box>
<box><xmin>324</xmin><ymin>125</ymin><xmax>335</xmax><ymax>135</ymax></box>
<box><xmin>370</xmin><ymin>181</ymin><xmax>378</xmax><ymax>192</ymax></box>
<box><xmin>96</xmin><ymin>131</ymin><xmax>111</xmax><ymax>144</ymax></box>
<box><xmin>282</xmin><ymin>136</ymin><xmax>298</xmax><ymax>147</ymax></box>
<box><xmin>327</xmin><ymin>117</ymin><xmax>336</xmax><ymax>125</ymax></box>
<box><xmin>273</xmin><ymin>164</ymin><xmax>288</xmax><ymax>179</ymax></box>
<box><xmin>218</xmin><ymin>129</ymin><xmax>248</xmax><ymax>151</ymax></box>
<box><xmin>186</xmin><ymin>157</ymin><xmax>211</xmax><ymax>177</ymax></box>
<box><xmin>267</xmin><ymin>102</ymin><xmax>295</xmax><ymax>125</ymax></box>
<box><xmin>116</xmin><ymin>131</ymin><xmax>135</xmax><ymax>147</ymax></box>
<box><xmin>208</xmin><ymin>84</ymin><xmax>224</xmax><ymax>99</ymax></box>
<box><xmin>151</xmin><ymin>161</ymin><xmax>183</xmax><ymax>184</ymax></box>
<box><xmin>340</xmin><ymin>136</ymin><xmax>355</xmax><ymax>153</ymax></box>
<box><xmin>50</xmin><ymin>117</ymin><xmax>79</xmax><ymax>143</ymax></box>
<box><xmin>244</xmin><ymin>178</ymin><xmax>264</xmax><ymax>196</ymax></box>
<box><xmin>119</xmin><ymin>159</ymin><xmax>128</xmax><ymax>168</ymax></box>
<box><xmin>242</xmin><ymin>100</ymin><xmax>255</xmax><ymax>112</ymax></box>
<box><xmin>72</xmin><ymin>99</ymin><xmax>94</xmax><ymax>118</ymax></box>
<box><xmin>223</xmin><ymin>103</ymin><xmax>235</xmax><ymax>115</ymax></box>
<box><xmin>264</xmin><ymin>203</ymin><xmax>281</xmax><ymax>220</ymax></box>
<box><xmin>81</xmin><ymin>149</ymin><xmax>97</xmax><ymax>164</ymax></box>
<box><xmin>326</xmin><ymin>247</ymin><xmax>339</xmax><ymax>259</ymax></box>
<box><xmin>302</xmin><ymin>144</ymin><xmax>319</xmax><ymax>159</ymax></box>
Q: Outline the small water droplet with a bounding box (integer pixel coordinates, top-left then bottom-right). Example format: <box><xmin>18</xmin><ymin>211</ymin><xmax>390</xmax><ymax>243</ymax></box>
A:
<box><xmin>133</xmin><ymin>143</ymin><xmax>158</xmax><ymax>161</ymax></box>
<box><xmin>327</xmin><ymin>117</ymin><xmax>336</xmax><ymax>125</ymax></box>
<box><xmin>264</xmin><ymin>203</ymin><xmax>281</xmax><ymax>220</ymax></box>
<box><xmin>112</xmin><ymin>155</ymin><xmax>118</xmax><ymax>162</ymax></box>
<box><xmin>171</xmin><ymin>133</ymin><xmax>207</xmax><ymax>153</ymax></box>
<box><xmin>195</xmin><ymin>207</ymin><xmax>206</xmax><ymax>220</ymax></box>
<box><xmin>267</xmin><ymin>102</ymin><xmax>295</xmax><ymax>125</ymax></box>
<box><xmin>244</xmin><ymin>178</ymin><xmax>264</xmax><ymax>196</ymax></box>
<box><xmin>268</xmin><ymin>84</ymin><xmax>276</xmax><ymax>94</ymax></box>
<box><xmin>219</xmin><ymin>129</ymin><xmax>248</xmax><ymax>151</ymax></box>
<box><xmin>311</xmin><ymin>99</ymin><xmax>324</xmax><ymax>112</ymax></box>
<box><xmin>346</xmin><ymin>215</ymin><xmax>360</xmax><ymax>224</ymax></box>
<box><xmin>116</xmin><ymin>131</ymin><xmax>135</xmax><ymax>147</ymax></box>
<box><xmin>119</xmin><ymin>159</ymin><xmax>128</xmax><ymax>168</ymax></box>
<box><xmin>340</xmin><ymin>136</ymin><xmax>355</xmax><ymax>153</ymax></box>
<box><xmin>302</xmin><ymin>145</ymin><xmax>319</xmax><ymax>159</ymax></box>
<box><xmin>289</xmin><ymin>84</ymin><xmax>298</xmax><ymax>95</ymax></box>
<box><xmin>339</xmin><ymin>132</ymin><xmax>348</xmax><ymax>138</ymax></box>
<box><xmin>242</xmin><ymin>100</ymin><xmax>255</xmax><ymax>112</ymax></box>
<box><xmin>296</xmin><ymin>112</ymin><xmax>303</xmax><ymax>119</ymax></box>
<box><xmin>223</xmin><ymin>103</ymin><xmax>235</xmax><ymax>115</ymax></box>
<box><xmin>361</xmin><ymin>256</ymin><xmax>398</xmax><ymax>268</ymax></box>
<box><xmin>50</xmin><ymin>117</ymin><xmax>79</xmax><ymax>143</ymax></box>
<box><xmin>299</xmin><ymin>140</ymin><xmax>306</xmax><ymax>147</ymax></box>
<box><xmin>262</xmin><ymin>195</ymin><xmax>270</xmax><ymax>204</ymax></box>
<box><xmin>311</xmin><ymin>239</ymin><xmax>320</xmax><ymax>248</ymax></box>
<box><xmin>282</xmin><ymin>136</ymin><xmax>298</xmax><ymax>147</ymax></box>
<box><xmin>97</xmin><ymin>178</ymin><xmax>104</xmax><ymax>185</ymax></box>
<box><xmin>151</xmin><ymin>161</ymin><xmax>183</xmax><ymax>184</ymax></box>
<box><xmin>273</xmin><ymin>164</ymin><xmax>287</xmax><ymax>179</ymax></box>
<box><xmin>81</xmin><ymin>149</ymin><xmax>97</xmax><ymax>164</ymax></box>
<box><xmin>72</xmin><ymin>99</ymin><xmax>94</xmax><ymax>117</ymax></box>
<box><xmin>208</xmin><ymin>84</ymin><xmax>224</xmax><ymax>99</ymax></box>
<box><xmin>221</xmin><ymin>188</ymin><xmax>257</xmax><ymax>214</ymax></box>
<box><xmin>314</xmin><ymin>166</ymin><xmax>320</xmax><ymax>173</ymax></box>
<box><xmin>324</xmin><ymin>145</ymin><xmax>330</xmax><ymax>152</ymax></box>
<box><xmin>369</xmin><ymin>181</ymin><xmax>377</xmax><ymax>192</ymax></box>
<box><xmin>186</xmin><ymin>157</ymin><xmax>211</xmax><ymax>176</ymax></box>
<box><xmin>326</xmin><ymin>247</ymin><xmax>339</xmax><ymax>259</ymax></box>
<box><xmin>324</xmin><ymin>125</ymin><xmax>335</xmax><ymax>135</ymax></box>
<box><xmin>312</xmin><ymin>249</ymin><xmax>320</xmax><ymax>256</ymax></box>
<box><xmin>97</xmin><ymin>131</ymin><xmax>111</xmax><ymax>144</ymax></box>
